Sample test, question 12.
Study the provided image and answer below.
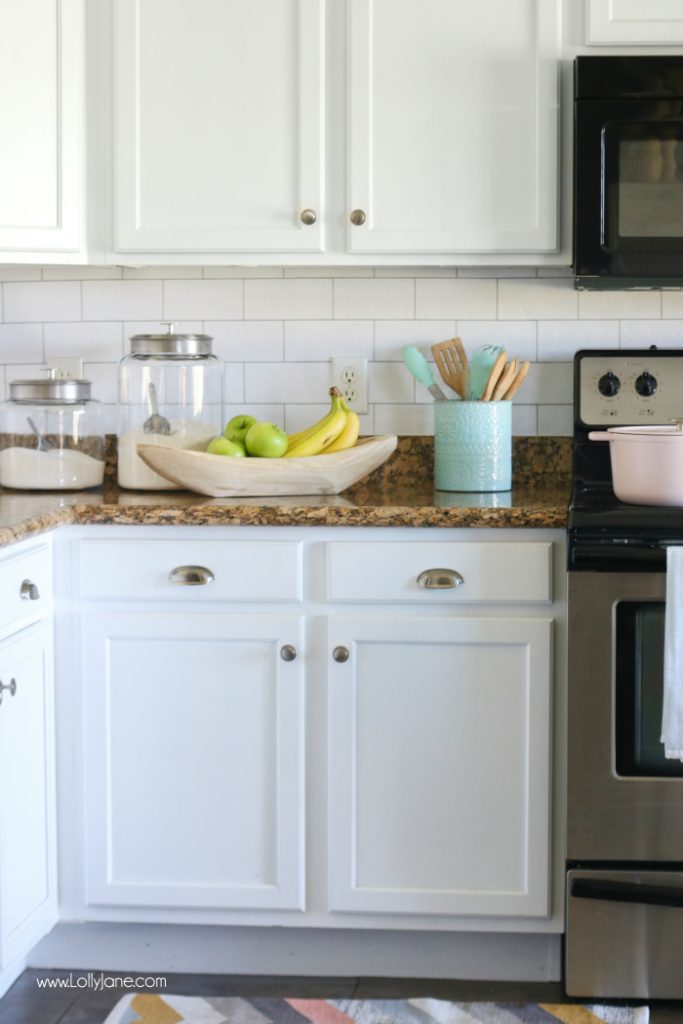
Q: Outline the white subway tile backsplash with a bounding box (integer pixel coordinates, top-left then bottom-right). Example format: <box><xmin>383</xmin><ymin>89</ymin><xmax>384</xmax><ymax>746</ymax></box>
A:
<box><xmin>538</xmin><ymin>320</ymin><xmax>618</xmax><ymax>360</ymax></box>
<box><xmin>538</xmin><ymin>405</ymin><xmax>573</xmax><ymax>436</ymax></box>
<box><xmin>374</xmin><ymin>320</ymin><xmax>456</xmax><ymax>361</ymax></box>
<box><xmin>208</xmin><ymin>321</ymin><xmax>284</xmax><ymax>362</ymax></box>
<box><xmin>4</xmin><ymin>282</ymin><xmax>81</xmax><ymax>323</ymax></box>
<box><xmin>620</xmin><ymin>319</ymin><xmax>683</xmax><ymax>348</ymax></box>
<box><xmin>223</xmin><ymin>364</ymin><xmax>245</xmax><ymax>404</ymax></box>
<box><xmin>246</xmin><ymin>362</ymin><xmax>331</xmax><ymax>404</ymax></box>
<box><xmin>415</xmin><ymin>278</ymin><xmax>497</xmax><ymax>319</ymax></box>
<box><xmin>45</xmin><ymin>322</ymin><xmax>124</xmax><ymax>362</ymax></box>
<box><xmin>522</xmin><ymin>362</ymin><xmax>573</xmax><ymax>405</ymax></box>
<box><xmin>498</xmin><ymin>278</ymin><xmax>578</xmax><ymax>320</ymax></box>
<box><xmin>83</xmin><ymin>362</ymin><xmax>119</xmax><ymax>404</ymax></box>
<box><xmin>334</xmin><ymin>278</ymin><xmax>415</xmax><ymax>320</ymax></box>
<box><xmin>82</xmin><ymin>281</ymin><xmax>162</xmax><ymax>321</ymax></box>
<box><xmin>511</xmin><ymin>405</ymin><xmax>538</xmax><ymax>436</ymax></box>
<box><xmin>285</xmin><ymin>320</ymin><xmax>373</xmax><ymax>361</ymax></box>
<box><xmin>369</xmin><ymin>362</ymin><xmax>414</xmax><ymax>404</ymax></box>
<box><xmin>457</xmin><ymin>321</ymin><xmax>537</xmax><ymax>361</ymax></box>
<box><xmin>374</xmin><ymin>403</ymin><xmax>434</xmax><ymax>436</ymax></box>
<box><xmin>245</xmin><ymin>279</ymin><xmax>333</xmax><ymax>319</ymax></box>
<box><xmin>579</xmin><ymin>289</ymin><xmax>661</xmax><ymax>320</ymax></box>
<box><xmin>164</xmin><ymin>279</ymin><xmax>243</xmax><ymax>320</ymax></box>
<box><xmin>7</xmin><ymin>265</ymin><xmax>683</xmax><ymax>440</ymax></box>
<box><xmin>0</xmin><ymin>324</ymin><xmax>43</xmax><ymax>363</ymax></box>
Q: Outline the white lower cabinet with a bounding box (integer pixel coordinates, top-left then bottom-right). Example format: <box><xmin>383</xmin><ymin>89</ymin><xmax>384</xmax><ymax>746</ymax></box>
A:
<box><xmin>82</xmin><ymin>611</ymin><xmax>305</xmax><ymax>911</ymax></box>
<box><xmin>328</xmin><ymin>615</ymin><xmax>552</xmax><ymax>918</ymax></box>
<box><xmin>0</xmin><ymin>624</ymin><xmax>57</xmax><ymax>987</ymax></box>
<box><xmin>64</xmin><ymin>526</ymin><xmax>564</xmax><ymax>938</ymax></box>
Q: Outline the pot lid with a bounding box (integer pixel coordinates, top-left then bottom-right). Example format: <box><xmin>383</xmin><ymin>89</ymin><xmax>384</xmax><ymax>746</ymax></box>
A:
<box><xmin>129</xmin><ymin>321</ymin><xmax>213</xmax><ymax>357</ymax></box>
<box><xmin>603</xmin><ymin>423</ymin><xmax>683</xmax><ymax>436</ymax></box>
<box><xmin>9</xmin><ymin>373</ymin><xmax>93</xmax><ymax>404</ymax></box>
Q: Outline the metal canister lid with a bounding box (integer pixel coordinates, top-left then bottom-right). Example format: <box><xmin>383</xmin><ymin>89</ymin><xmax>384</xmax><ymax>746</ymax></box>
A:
<box><xmin>129</xmin><ymin>322</ymin><xmax>213</xmax><ymax>357</ymax></box>
<box><xmin>9</xmin><ymin>377</ymin><xmax>93</xmax><ymax>404</ymax></box>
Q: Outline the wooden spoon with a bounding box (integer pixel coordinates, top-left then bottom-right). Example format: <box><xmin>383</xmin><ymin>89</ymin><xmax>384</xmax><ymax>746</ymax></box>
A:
<box><xmin>492</xmin><ymin>357</ymin><xmax>519</xmax><ymax>401</ymax></box>
<box><xmin>480</xmin><ymin>351</ymin><xmax>507</xmax><ymax>401</ymax></box>
<box><xmin>431</xmin><ymin>337</ymin><xmax>468</xmax><ymax>399</ymax></box>
<box><xmin>500</xmin><ymin>359</ymin><xmax>530</xmax><ymax>400</ymax></box>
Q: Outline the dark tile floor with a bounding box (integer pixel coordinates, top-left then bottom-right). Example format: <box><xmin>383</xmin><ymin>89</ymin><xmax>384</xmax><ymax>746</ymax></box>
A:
<box><xmin>0</xmin><ymin>970</ymin><xmax>680</xmax><ymax>1024</ymax></box>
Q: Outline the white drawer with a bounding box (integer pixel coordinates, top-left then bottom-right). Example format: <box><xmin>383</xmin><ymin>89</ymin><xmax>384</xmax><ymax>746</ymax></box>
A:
<box><xmin>0</xmin><ymin>542</ymin><xmax>53</xmax><ymax>633</ymax></box>
<box><xmin>79</xmin><ymin>539</ymin><xmax>303</xmax><ymax>602</ymax></box>
<box><xmin>327</xmin><ymin>541</ymin><xmax>552</xmax><ymax>604</ymax></box>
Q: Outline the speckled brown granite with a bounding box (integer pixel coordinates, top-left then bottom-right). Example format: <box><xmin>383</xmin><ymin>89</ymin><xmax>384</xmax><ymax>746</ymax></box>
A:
<box><xmin>0</xmin><ymin>436</ymin><xmax>570</xmax><ymax>548</ymax></box>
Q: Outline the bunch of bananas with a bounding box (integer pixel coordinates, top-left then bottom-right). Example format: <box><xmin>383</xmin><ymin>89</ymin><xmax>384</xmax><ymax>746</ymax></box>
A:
<box><xmin>285</xmin><ymin>387</ymin><xmax>360</xmax><ymax>458</ymax></box>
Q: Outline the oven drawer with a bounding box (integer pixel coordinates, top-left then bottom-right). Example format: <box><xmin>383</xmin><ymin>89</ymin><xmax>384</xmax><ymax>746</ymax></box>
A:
<box><xmin>566</xmin><ymin>868</ymin><xmax>683</xmax><ymax>999</ymax></box>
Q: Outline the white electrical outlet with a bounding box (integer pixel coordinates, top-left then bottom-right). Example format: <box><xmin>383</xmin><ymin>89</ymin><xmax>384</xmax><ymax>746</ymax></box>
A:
<box><xmin>331</xmin><ymin>356</ymin><xmax>368</xmax><ymax>413</ymax></box>
<box><xmin>46</xmin><ymin>356</ymin><xmax>84</xmax><ymax>380</ymax></box>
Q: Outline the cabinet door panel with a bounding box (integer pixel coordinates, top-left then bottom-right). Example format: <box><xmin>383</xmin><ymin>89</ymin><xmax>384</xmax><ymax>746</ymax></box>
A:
<box><xmin>587</xmin><ymin>0</ymin><xmax>683</xmax><ymax>44</ymax></box>
<box><xmin>348</xmin><ymin>0</ymin><xmax>560</xmax><ymax>253</ymax></box>
<box><xmin>0</xmin><ymin>625</ymin><xmax>56</xmax><ymax>967</ymax></box>
<box><xmin>0</xmin><ymin>0</ymin><xmax>82</xmax><ymax>254</ymax></box>
<box><xmin>328</xmin><ymin>615</ymin><xmax>552</xmax><ymax>917</ymax></box>
<box><xmin>114</xmin><ymin>0</ymin><xmax>324</xmax><ymax>253</ymax></box>
<box><xmin>83</xmin><ymin>612</ymin><xmax>305</xmax><ymax>910</ymax></box>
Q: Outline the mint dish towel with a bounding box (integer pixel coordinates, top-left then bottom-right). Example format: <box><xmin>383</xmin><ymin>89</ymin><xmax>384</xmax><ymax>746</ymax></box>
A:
<box><xmin>662</xmin><ymin>546</ymin><xmax>683</xmax><ymax>760</ymax></box>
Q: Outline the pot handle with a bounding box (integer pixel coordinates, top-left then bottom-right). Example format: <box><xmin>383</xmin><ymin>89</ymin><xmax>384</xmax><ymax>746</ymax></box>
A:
<box><xmin>588</xmin><ymin>431</ymin><xmax>612</xmax><ymax>441</ymax></box>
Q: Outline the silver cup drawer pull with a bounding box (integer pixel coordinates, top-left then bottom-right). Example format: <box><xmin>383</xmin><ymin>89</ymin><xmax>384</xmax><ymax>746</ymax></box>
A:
<box><xmin>0</xmin><ymin>678</ymin><xmax>17</xmax><ymax>705</ymax></box>
<box><xmin>168</xmin><ymin>565</ymin><xmax>215</xmax><ymax>586</ymax></box>
<box><xmin>20</xmin><ymin>579</ymin><xmax>40</xmax><ymax>601</ymax></box>
<box><xmin>417</xmin><ymin>568</ymin><xmax>464</xmax><ymax>590</ymax></box>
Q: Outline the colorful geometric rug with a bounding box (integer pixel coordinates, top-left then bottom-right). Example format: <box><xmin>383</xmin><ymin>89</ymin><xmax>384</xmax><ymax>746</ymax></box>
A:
<box><xmin>103</xmin><ymin>996</ymin><xmax>650</xmax><ymax>1024</ymax></box>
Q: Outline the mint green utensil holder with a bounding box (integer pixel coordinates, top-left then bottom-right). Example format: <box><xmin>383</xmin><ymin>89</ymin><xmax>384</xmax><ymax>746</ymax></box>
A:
<box><xmin>434</xmin><ymin>401</ymin><xmax>512</xmax><ymax>492</ymax></box>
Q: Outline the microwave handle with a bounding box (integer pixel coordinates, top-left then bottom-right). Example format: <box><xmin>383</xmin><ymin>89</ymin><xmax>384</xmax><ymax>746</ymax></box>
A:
<box><xmin>572</xmin><ymin>877</ymin><xmax>683</xmax><ymax>910</ymax></box>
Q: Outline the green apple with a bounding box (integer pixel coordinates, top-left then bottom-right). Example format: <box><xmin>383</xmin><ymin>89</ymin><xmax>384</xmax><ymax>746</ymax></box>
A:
<box><xmin>206</xmin><ymin>436</ymin><xmax>247</xmax><ymax>457</ymax></box>
<box><xmin>244</xmin><ymin>421</ymin><xmax>288</xmax><ymax>458</ymax></box>
<box><xmin>224</xmin><ymin>414</ymin><xmax>257</xmax><ymax>444</ymax></box>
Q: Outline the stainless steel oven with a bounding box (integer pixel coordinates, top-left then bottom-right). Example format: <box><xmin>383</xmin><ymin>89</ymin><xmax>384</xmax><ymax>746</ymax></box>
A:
<box><xmin>566</xmin><ymin>349</ymin><xmax>683</xmax><ymax>999</ymax></box>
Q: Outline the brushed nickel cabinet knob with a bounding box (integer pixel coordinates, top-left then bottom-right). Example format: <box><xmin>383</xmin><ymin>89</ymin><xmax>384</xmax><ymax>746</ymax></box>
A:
<box><xmin>349</xmin><ymin>209</ymin><xmax>366</xmax><ymax>226</ymax></box>
<box><xmin>280</xmin><ymin>645</ymin><xmax>297</xmax><ymax>662</ymax></box>
<box><xmin>300</xmin><ymin>209</ymin><xmax>317</xmax><ymax>225</ymax></box>
<box><xmin>332</xmin><ymin>646</ymin><xmax>350</xmax><ymax>663</ymax></box>
<box><xmin>0</xmin><ymin>678</ymin><xmax>17</xmax><ymax>705</ymax></box>
<box><xmin>20</xmin><ymin>579</ymin><xmax>40</xmax><ymax>600</ymax></box>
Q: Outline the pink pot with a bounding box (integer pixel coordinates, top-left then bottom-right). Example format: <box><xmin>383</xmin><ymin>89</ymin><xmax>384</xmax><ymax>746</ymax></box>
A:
<box><xmin>589</xmin><ymin>426</ymin><xmax>683</xmax><ymax>506</ymax></box>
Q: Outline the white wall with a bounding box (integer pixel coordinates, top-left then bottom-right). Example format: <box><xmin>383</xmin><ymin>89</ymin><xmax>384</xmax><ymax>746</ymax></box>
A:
<box><xmin>1</xmin><ymin>264</ymin><xmax>678</xmax><ymax>437</ymax></box>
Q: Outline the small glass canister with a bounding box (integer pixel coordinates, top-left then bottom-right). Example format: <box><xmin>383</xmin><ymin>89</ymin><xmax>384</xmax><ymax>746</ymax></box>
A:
<box><xmin>0</xmin><ymin>374</ymin><xmax>105</xmax><ymax>490</ymax></box>
<box><xmin>117</xmin><ymin>325</ymin><xmax>223</xmax><ymax>490</ymax></box>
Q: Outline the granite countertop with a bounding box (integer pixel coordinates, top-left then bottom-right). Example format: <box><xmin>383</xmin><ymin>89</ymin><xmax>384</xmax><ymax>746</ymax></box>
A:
<box><xmin>0</xmin><ymin>437</ymin><xmax>571</xmax><ymax>549</ymax></box>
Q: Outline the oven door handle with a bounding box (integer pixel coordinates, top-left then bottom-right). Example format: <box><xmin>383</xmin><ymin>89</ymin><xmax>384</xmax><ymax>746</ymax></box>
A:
<box><xmin>572</xmin><ymin>877</ymin><xmax>683</xmax><ymax>909</ymax></box>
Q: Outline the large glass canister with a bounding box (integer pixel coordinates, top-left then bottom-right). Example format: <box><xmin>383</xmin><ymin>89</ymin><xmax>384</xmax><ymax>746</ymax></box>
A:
<box><xmin>0</xmin><ymin>375</ymin><xmax>105</xmax><ymax>490</ymax></box>
<box><xmin>117</xmin><ymin>326</ymin><xmax>223</xmax><ymax>490</ymax></box>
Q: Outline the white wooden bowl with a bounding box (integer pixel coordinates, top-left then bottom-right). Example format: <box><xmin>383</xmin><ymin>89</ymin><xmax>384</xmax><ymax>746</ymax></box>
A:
<box><xmin>136</xmin><ymin>435</ymin><xmax>398</xmax><ymax>497</ymax></box>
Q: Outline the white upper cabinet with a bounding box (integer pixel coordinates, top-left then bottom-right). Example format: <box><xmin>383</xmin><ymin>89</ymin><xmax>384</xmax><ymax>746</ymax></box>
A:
<box><xmin>347</xmin><ymin>0</ymin><xmax>561</xmax><ymax>254</ymax></box>
<box><xmin>113</xmin><ymin>0</ymin><xmax>325</xmax><ymax>254</ymax></box>
<box><xmin>0</xmin><ymin>0</ymin><xmax>84</xmax><ymax>260</ymax></box>
<box><xmin>586</xmin><ymin>0</ymin><xmax>683</xmax><ymax>44</ymax></box>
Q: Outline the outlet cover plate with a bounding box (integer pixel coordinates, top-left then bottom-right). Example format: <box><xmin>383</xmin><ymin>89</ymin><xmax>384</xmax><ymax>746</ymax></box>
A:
<box><xmin>46</xmin><ymin>356</ymin><xmax>84</xmax><ymax>379</ymax></box>
<box><xmin>331</xmin><ymin>356</ymin><xmax>368</xmax><ymax>414</ymax></box>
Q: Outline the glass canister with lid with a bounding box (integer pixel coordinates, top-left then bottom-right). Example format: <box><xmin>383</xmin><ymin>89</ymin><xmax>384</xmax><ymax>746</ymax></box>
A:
<box><xmin>0</xmin><ymin>373</ymin><xmax>105</xmax><ymax>490</ymax></box>
<box><xmin>117</xmin><ymin>324</ymin><xmax>223</xmax><ymax>490</ymax></box>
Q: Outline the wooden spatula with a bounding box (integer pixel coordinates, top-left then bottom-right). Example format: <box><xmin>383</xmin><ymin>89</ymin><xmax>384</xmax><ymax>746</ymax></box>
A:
<box><xmin>431</xmin><ymin>337</ymin><xmax>468</xmax><ymax>399</ymax></box>
<box><xmin>480</xmin><ymin>351</ymin><xmax>507</xmax><ymax>401</ymax></box>
<box><xmin>492</xmin><ymin>357</ymin><xmax>519</xmax><ymax>401</ymax></box>
<box><xmin>501</xmin><ymin>359</ymin><xmax>530</xmax><ymax>400</ymax></box>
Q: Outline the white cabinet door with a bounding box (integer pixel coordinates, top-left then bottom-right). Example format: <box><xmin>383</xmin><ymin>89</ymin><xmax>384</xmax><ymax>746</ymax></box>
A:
<box><xmin>114</xmin><ymin>0</ymin><xmax>325</xmax><ymax>253</ymax></box>
<box><xmin>347</xmin><ymin>0</ymin><xmax>560</xmax><ymax>254</ymax></box>
<box><xmin>586</xmin><ymin>0</ymin><xmax>683</xmax><ymax>44</ymax></box>
<box><xmin>83</xmin><ymin>612</ymin><xmax>305</xmax><ymax>911</ymax></box>
<box><xmin>328</xmin><ymin>615</ymin><xmax>553</xmax><ymax>917</ymax></box>
<box><xmin>0</xmin><ymin>0</ymin><xmax>83</xmax><ymax>257</ymax></box>
<box><xmin>0</xmin><ymin>624</ymin><xmax>57</xmax><ymax>970</ymax></box>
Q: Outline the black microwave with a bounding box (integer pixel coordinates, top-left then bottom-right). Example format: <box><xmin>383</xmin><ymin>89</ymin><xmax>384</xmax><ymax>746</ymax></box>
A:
<box><xmin>574</xmin><ymin>56</ymin><xmax>683</xmax><ymax>288</ymax></box>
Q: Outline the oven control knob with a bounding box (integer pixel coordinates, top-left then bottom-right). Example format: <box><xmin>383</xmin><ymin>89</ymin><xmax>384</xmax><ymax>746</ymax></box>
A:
<box><xmin>635</xmin><ymin>371</ymin><xmax>657</xmax><ymax>397</ymax></box>
<box><xmin>598</xmin><ymin>371</ymin><xmax>621</xmax><ymax>397</ymax></box>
